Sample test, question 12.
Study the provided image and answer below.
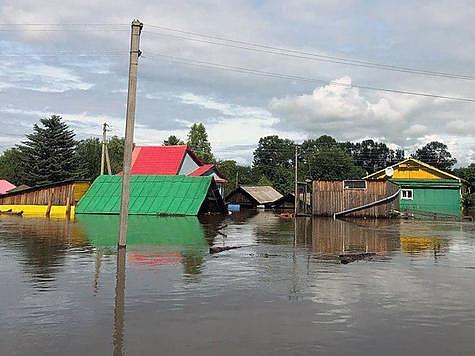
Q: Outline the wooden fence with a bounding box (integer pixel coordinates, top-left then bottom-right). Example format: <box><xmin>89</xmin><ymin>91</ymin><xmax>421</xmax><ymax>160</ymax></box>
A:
<box><xmin>0</xmin><ymin>180</ymin><xmax>91</xmax><ymax>206</ymax></box>
<box><xmin>312</xmin><ymin>180</ymin><xmax>400</xmax><ymax>218</ymax></box>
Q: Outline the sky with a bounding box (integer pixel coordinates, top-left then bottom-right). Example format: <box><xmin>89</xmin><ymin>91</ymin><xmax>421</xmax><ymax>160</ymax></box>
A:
<box><xmin>0</xmin><ymin>0</ymin><xmax>474</xmax><ymax>166</ymax></box>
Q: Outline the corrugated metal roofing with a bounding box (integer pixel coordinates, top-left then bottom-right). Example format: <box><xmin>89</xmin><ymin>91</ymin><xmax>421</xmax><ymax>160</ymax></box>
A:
<box><xmin>0</xmin><ymin>180</ymin><xmax>16</xmax><ymax>194</ymax></box>
<box><xmin>240</xmin><ymin>186</ymin><xmax>283</xmax><ymax>204</ymax></box>
<box><xmin>76</xmin><ymin>175</ymin><xmax>213</xmax><ymax>216</ymax></box>
<box><xmin>130</xmin><ymin>145</ymin><xmax>189</xmax><ymax>175</ymax></box>
<box><xmin>188</xmin><ymin>164</ymin><xmax>214</xmax><ymax>176</ymax></box>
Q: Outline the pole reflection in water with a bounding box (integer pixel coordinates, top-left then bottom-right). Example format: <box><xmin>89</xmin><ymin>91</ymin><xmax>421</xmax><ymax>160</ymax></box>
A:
<box><xmin>113</xmin><ymin>247</ymin><xmax>126</xmax><ymax>356</ymax></box>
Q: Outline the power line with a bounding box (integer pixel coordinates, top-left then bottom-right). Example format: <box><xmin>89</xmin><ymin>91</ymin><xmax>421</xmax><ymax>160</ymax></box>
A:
<box><xmin>143</xmin><ymin>52</ymin><xmax>475</xmax><ymax>103</ymax></box>
<box><xmin>145</xmin><ymin>23</ymin><xmax>475</xmax><ymax>81</ymax></box>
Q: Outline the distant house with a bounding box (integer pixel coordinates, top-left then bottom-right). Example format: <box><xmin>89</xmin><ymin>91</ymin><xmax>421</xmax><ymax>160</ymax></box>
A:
<box><xmin>0</xmin><ymin>179</ymin><xmax>16</xmax><ymax>195</ymax></box>
<box><xmin>76</xmin><ymin>175</ymin><xmax>226</xmax><ymax>216</ymax></box>
<box><xmin>365</xmin><ymin>158</ymin><xmax>468</xmax><ymax>218</ymax></box>
<box><xmin>125</xmin><ymin>145</ymin><xmax>227</xmax><ymax>196</ymax></box>
<box><xmin>226</xmin><ymin>185</ymin><xmax>283</xmax><ymax>209</ymax></box>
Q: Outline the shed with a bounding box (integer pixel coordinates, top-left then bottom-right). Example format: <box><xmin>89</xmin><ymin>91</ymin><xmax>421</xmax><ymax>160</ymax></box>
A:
<box><xmin>0</xmin><ymin>179</ymin><xmax>91</xmax><ymax>216</ymax></box>
<box><xmin>225</xmin><ymin>185</ymin><xmax>283</xmax><ymax>208</ymax></box>
<box><xmin>365</xmin><ymin>158</ymin><xmax>466</xmax><ymax>218</ymax></box>
<box><xmin>312</xmin><ymin>180</ymin><xmax>400</xmax><ymax>218</ymax></box>
<box><xmin>76</xmin><ymin>175</ymin><xmax>226</xmax><ymax>216</ymax></box>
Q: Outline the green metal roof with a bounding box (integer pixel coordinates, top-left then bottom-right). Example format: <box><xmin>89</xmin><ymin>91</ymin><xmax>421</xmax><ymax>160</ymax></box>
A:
<box><xmin>390</xmin><ymin>179</ymin><xmax>462</xmax><ymax>188</ymax></box>
<box><xmin>76</xmin><ymin>175</ymin><xmax>213</xmax><ymax>215</ymax></box>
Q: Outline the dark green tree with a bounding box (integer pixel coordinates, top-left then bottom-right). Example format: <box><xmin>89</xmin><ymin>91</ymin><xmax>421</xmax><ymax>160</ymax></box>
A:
<box><xmin>342</xmin><ymin>139</ymin><xmax>405</xmax><ymax>174</ymax></box>
<box><xmin>163</xmin><ymin>135</ymin><xmax>184</xmax><ymax>146</ymax></box>
<box><xmin>0</xmin><ymin>148</ymin><xmax>25</xmax><ymax>185</ymax></box>
<box><xmin>18</xmin><ymin>115</ymin><xmax>78</xmax><ymax>186</ymax></box>
<box><xmin>306</xmin><ymin>147</ymin><xmax>366</xmax><ymax>180</ymax></box>
<box><xmin>454</xmin><ymin>163</ymin><xmax>475</xmax><ymax>186</ymax></box>
<box><xmin>107</xmin><ymin>136</ymin><xmax>125</xmax><ymax>173</ymax></box>
<box><xmin>187</xmin><ymin>123</ymin><xmax>214</xmax><ymax>163</ymax></box>
<box><xmin>253</xmin><ymin>135</ymin><xmax>295</xmax><ymax>192</ymax></box>
<box><xmin>412</xmin><ymin>141</ymin><xmax>457</xmax><ymax>171</ymax></box>
<box><xmin>216</xmin><ymin>159</ymin><xmax>258</xmax><ymax>196</ymax></box>
<box><xmin>75</xmin><ymin>136</ymin><xmax>125</xmax><ymax>180</ymax></box>
<box><xmin>75</xmin><ymin>138</ymin><xmax>102</xmax><ymax>180</ymax></box>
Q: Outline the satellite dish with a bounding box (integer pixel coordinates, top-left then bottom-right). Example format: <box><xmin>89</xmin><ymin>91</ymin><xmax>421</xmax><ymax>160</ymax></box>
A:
<box><xmin>385</xmin><ymin>167</ymin><xmax>394</xmax><ymax>177</ymax></box>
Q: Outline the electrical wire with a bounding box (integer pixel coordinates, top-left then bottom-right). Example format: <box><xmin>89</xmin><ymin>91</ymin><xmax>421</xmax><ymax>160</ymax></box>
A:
<box><xmin>145</xmin><ymin>23</ymin><xmax>475</xmax><ymax>81</ymax></box>
<box><xmin>143</xmin><ymin>52</ymin><xmax>475</xmax><ymax>103</ymax></box>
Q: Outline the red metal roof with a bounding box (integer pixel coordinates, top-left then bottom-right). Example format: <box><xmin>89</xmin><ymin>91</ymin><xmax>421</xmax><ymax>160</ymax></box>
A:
<box><xmin>130</xmin><ymin>145</ymin><xmax>190</xmax><ymax>175</ymax></box>
<box><xmin>0</xmin><ymin>180</ymin><xmax>16</xmax><ymax>194</ymax></box>
<box><xmin>188</xmin><ymin>164</ymin><xmax>215</xmax><ymax>176</ymax></box>
<box><xmin>126</xmin><ymin>145</ymin><xmax>226</xmax><ymax>182</ymax></box>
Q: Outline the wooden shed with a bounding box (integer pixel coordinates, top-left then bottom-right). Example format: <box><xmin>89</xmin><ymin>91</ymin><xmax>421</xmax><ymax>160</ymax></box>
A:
<box><xmin>312</xmin><ymin>180</ymin><xmax>400</xmax><ymax>218</ymax></box>
<box><xmin>225</xmin><ymin>185</ymin><xmax>283</xmax><ymax>209</ymax></box>
<box><xmin>0</xmin><ymin>179</ymin><xmax>91</xmax><ymax>217</ymax></box>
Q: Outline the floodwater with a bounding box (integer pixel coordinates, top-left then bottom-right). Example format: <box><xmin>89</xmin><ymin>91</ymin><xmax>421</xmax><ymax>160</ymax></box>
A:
<box><xmin>1</xmin><ymin>212</ymin><xmax>474</xmax><ymax>356</ymax></box>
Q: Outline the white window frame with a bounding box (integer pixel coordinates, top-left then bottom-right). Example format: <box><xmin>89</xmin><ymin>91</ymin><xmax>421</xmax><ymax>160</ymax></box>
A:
<box><xmin>401</xmin><ymin>189</ymin><xmax>413</xmax><ymax>200</ymax></box>
<box><xmin>343</xmin><ymin>180</ymin><xmax>367</xmax><ymax>190</ymax></box>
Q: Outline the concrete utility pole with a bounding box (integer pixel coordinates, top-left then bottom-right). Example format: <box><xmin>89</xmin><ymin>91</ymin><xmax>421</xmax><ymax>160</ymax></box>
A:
<box><xmin>100</xmin><ymin>122</ymin><xmax>112</xmax><ymax>175</ymax></box>
<box><xmin>294</xmin><ymin>145</ymin><xmax>298</xmax><ymax>217</ymax></box>
<box><xmin>118</xmin><ymin>19</ymin><xmax>143</xmax><ymax>248</ymax></box>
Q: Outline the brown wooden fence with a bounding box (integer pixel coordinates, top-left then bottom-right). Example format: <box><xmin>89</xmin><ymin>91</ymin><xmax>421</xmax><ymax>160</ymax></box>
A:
<box><xmin>312</xmin><ymin>180</ymin><xmax>400</xmax><ymax>218</ymax></box>
<box><xmin>0</xmin><ymin>180</ymin><xmax>91</xmax><ymax>206</ymax></box>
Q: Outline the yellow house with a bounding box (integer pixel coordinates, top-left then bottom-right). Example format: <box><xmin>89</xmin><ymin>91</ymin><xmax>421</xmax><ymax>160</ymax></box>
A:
<box><xmin>365</xmin><ymin>158</ymin><xmax>467</xmax><ymax>217</ymax></box>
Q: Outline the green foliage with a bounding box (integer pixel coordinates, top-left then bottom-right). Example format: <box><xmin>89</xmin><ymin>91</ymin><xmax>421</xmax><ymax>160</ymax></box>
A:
<box><xmin>216</xmin><ymin>159</ymin><xmax>258</xmax><ymax>196</ymax></box>
<box><xmin>341</xmin><ymin>139</ymin><xmax>405</xmax><ymax>175</ymax></box>
<box><xmin>76</xmin><ymin>138</ymin><xmax>102</xmax><ymax>180</ymax></box>
<box><xmin>257</xmin><ymin>174</ymin><xmax>273</xmax><ymax>186</ymax></box>
<box><xmin>253</xmin><ymin>135</ymin><xmax>295</xmax><ymax>193</ymax></box>
<box><xmin>412</xmin><ymin>141</ymin><xmax>456</xmax><ymax>171</ymax></box>
<box><xmin>163</xmin><ymin>135</ymin><xmax>184</xmax><ymax>146</ymax></box>
<box><xmin>305</xmin><ymin>147</ymin><xmax>366</xmax><ymax>181</ymax></box>
<box><xmin>453</xmin><ymin>163</ymin><xmax>475</xmax><ymax>186</ymax></box>
<box><xmin>75</xmin><ymin>136</ymin><xmax>125</xmax><ymax>180</ymax></box>
<box><xmin>0</xmin><ymin>148</ymin><xmax>25</xmax><ymax>185</ymax></box>
<box><xmin>17</xmin><ymin>115</ymin><xmax>78</xmax><ymax>186</ymax></box>
<box><xmin>107</xmin><ymin>136</ymin><xmax>125</xmax><ymax>173</ymax></box>
<box><xmin>187</xmin><ymin>123</ymin><xmax>214</xmax><ymax>163</ymax></box>
<box><xmin>461</xmin><ymin>193</ymin><xmax>474</xmax><ymax>209</ymax></box>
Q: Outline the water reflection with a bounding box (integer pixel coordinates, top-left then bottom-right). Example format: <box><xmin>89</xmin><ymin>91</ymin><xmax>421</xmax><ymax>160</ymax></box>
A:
<box><xmin>1</xmin><ymin>213</ymin><xmax>475</xmax><ymax>355</ymax></box>
<box><xmin>113</xmin><ymin>247</ymin><xmax>126</xmax><ymax>356</ymax></box>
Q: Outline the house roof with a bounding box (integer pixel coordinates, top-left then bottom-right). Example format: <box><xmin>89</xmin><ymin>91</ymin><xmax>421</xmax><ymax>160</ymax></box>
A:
<box><xmin>0</xmin><ymin>180</ymin><xmax>16</xmax><ymax>194</ymax></box>
<box><xmin>188</xmin><ymin>164</ymin><xmax>215</xmax><ymax>177</ymax></box>
<box><xmin>129</xmin><ymin>145</ymin><xmax>227</xmax><ymax>182</ymax></box>
<box><xmin>239</xmin><ymin>185</ymin><xmax>283</xmax><ymax>204</ymax></box>
<box><xmin>364</xmin><ymin>158</ymin><xmax>463</xmax><ymax>181</ymax></box>
<box><xmin>130</xmin><ymin>145</ymin><xmax>201</xmax><ymax>175</ymax></box>
<box><xmin>76</xmin><ymin>175</ymin><xmax>220</xmax><ymax>216</ymax></box>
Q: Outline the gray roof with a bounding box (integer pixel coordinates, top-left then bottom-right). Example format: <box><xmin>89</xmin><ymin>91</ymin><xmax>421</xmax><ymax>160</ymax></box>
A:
<box><xmin>240</xmin><ymin>186</ymin><xmax>283</xmax><ymax>204</ymax></box>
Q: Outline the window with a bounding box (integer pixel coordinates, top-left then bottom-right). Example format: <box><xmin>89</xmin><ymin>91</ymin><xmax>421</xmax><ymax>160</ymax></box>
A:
<box><xmin>401</xmin><ymin>189</ymin><xmax>413</xmax><ymax>200</ymax></box>
<box><xmin>343</xmin><ymin>180</ymin><xmax>367</xmax><ymax>190</ymax></box>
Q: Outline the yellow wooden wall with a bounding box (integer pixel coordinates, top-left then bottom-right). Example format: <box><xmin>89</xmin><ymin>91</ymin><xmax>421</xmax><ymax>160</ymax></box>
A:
<box><xmin>371</xmin><ymin>161</ymin><xmax>450</xmax><ymax>180</ymax></box>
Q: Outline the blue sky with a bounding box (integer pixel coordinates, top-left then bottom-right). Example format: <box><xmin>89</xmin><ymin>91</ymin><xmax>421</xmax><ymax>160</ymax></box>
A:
<box><xmin>0</xmin><ymin>0</ymin><xmax>474</xmax><ymax>165</ymax></box>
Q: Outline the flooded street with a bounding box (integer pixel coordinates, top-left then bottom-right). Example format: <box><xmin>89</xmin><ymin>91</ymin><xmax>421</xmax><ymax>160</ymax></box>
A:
<box><xmin>1</xmin><ymin>212</ymin><xmax>475</xmax><ymax>355</ymax></box>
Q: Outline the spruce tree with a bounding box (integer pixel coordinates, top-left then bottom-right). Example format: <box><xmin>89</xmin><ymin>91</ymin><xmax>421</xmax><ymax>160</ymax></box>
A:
<box><xmin>18</xmin><ymin>115</ymin><xmax>78</xmax><ymax>186</ymax></box>
<box><xmin>187</xmin><ymin>123</ymin><xmax>214</xmax><ymax>163</ymax></box>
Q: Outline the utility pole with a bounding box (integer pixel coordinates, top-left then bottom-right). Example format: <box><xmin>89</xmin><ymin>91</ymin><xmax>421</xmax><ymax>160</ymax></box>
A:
<box><xmin>100</xmin><ymin>122</ymin><xmax>112</xmax><ymax>175</ymax></box>
<box><xmin>118</xmin><ymin>19</ymin><xmax>143</xmax><ymax>248</ymax></box>
<box><xmin>294</xmin><ymin>144</ymin><xmax>298</xmax><ymax>217</ymax></box>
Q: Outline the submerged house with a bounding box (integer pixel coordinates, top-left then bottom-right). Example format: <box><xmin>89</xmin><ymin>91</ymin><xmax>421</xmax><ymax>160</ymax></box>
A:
<box><xmin>0</xmin><ymin>179</ymin><xmax>91</xmax><ymax>217</ymax></box>
<box><xmin>125</xmin><ymin>145</ymin><xmax>227</xmax><ymax>196</ymax></box>
<box><xmin>365</xmin><ymin>158</ymin><xmax>468</xmax><ymax>218</ymax></box>
<box><xmin>226</xmin><ymin>185</ymin><xmax>283</xmax><ymax>209</ymax></box>
<box><xmin>76</xmin><ymin>175</ymin><xmax>226</xmax><ymax>216</ymax></box>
